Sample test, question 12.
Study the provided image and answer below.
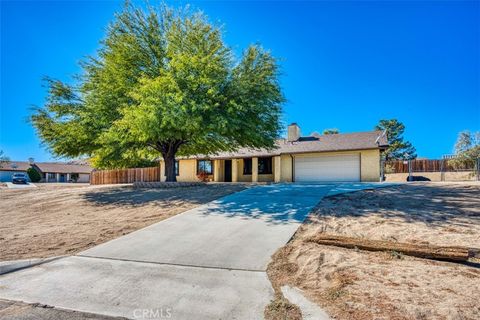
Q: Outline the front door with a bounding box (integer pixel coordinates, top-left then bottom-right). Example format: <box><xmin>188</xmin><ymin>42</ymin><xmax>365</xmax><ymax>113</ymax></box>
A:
<box><xmin>224</xmin><ymin>160</ymin><xmax>232</xmax><ymax>182</ymax></box>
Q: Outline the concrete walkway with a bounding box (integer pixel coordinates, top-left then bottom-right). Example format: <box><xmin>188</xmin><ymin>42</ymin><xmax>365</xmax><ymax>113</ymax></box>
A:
<box><xmin>0</xmin><ymin>183</ymin><xmax>393</xmax><ymax>319</ymax></box>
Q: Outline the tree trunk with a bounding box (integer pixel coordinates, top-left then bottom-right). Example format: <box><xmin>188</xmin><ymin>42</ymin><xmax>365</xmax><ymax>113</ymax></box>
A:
<box><xmin>164</xmin><ymin>151</ymin><xmax>177</xmax><ymax>182</ymax></box>
<box><xmin>159</xmin><ymin>140</ymin><xmax>183</xmax><ymax>182</ymax></box>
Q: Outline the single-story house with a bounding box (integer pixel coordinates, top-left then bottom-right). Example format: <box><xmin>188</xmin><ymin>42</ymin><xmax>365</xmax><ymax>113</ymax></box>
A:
<box><xmin>0</xmin><ymin>160</ymin><xmax>93</xmax><ymax>183</ymax></box>
<box><xmin>0</xmin><ymin>161</ymin><xmax>31</xmax><ymax>182</ymax></box>
<box><xmin>32</xmin><ymin>162</ymin><xmax>93</xmax><ymax>183</ymax></box>
<box><xmin>159</xmin><ymin>123</ymin><xmax>388</xmax><ymax>183</ymax></box>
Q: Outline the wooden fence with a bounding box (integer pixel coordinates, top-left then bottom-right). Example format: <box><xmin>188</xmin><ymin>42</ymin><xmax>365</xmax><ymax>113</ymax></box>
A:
<box><xmin>90</xmin><ymin>166</ymin><xmax>161</xmax><ymax>185</ymax></box>
<box><xmin>385</xmin><ymin>159</ymin><xmax>476</xmax><ymax>174</ymax></box>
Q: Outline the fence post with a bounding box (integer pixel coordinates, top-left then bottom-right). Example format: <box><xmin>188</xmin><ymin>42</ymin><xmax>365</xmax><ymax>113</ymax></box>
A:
<box><xmin>440</xmin><ymin>159</ymin><xmax>445</xmax><ymax>182</ymax></box>
<box><xmin>407</xmin><ymin>160</ymin><xmax>411</xmax><ymax>182</ymax></box>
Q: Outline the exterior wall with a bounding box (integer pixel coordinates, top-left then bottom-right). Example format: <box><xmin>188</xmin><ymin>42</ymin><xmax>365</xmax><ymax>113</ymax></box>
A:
<box><xmin>360</xmin><ymin>149</ymin><xmax>381</xmax><ymax>182</ymax></box>
<box><xmin>214</xmin><ymin>160</ymin><xmax>224</xmax><ymax>182</ymax></box>
<box><xmin>237</xmin><ymin>159</ymin><xmax>251</xmax><ymax>182</ymax></box>
<box><xmin>159</xmin><ymin>149</ymin><xmax>381</xmax><ymax>183</ymax></box>
<box><xmin>160</xmin><ymin>159</ymin><xmax>216</xmax><ymax>182</ymax></box>
<box><xmin>280</xmin><ymin>155</ymin><xmax>293</xmax><ymax>182</ymax></box>
<box><xmin>385</xmin><ymin>171</ymin><xmax>477</xmax><ymax>182</ymax></box>
<box><xmin>288</xmin><ymin>149</ymin><xmax>380</xmax><ymax>182</ymax></box>
<box><xmin>160</xmin><ymin>159</ymin><xmax>201</xmax><ymax>182</ymax></box>
<box><xmin>235</xmin><ymin>158</ymin><xmax>274</xmax><ymax>183</ymax></box>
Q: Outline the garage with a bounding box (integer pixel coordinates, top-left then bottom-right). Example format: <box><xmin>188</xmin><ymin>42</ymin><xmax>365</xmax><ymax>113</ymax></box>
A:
<box><xmin>294</xmin><ymin>154</ymin><xmax>360</xmax><ymax>182</ymax></box>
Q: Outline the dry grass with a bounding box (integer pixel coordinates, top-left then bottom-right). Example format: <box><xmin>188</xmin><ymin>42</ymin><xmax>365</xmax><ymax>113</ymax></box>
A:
<box><xmin>267</xmin><ymin>183</ymin><xmax>480</xmax><ymax>320</ymax></box>
<box><xmin>0</xmin><ymin>183</ymin><xmax>246</xmax><ymax>261</ymax></box>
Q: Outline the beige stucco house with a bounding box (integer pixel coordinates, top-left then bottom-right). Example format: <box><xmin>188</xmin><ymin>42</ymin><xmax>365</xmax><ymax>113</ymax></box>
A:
<box><xmin>159</xmin><ymin>123</ymin><xmax>388</xmax><ymax>183</ymax></box>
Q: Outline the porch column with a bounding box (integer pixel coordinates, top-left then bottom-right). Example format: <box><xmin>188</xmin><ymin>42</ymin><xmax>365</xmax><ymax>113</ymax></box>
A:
<box><xmin>66</xmin><ymin>173</ymin><xmax>70</xmax><ymax>182</ymax></box>
<box><xmin>213</xmin><ymin>160</ymin><xmax>221</xmax><ymax>182</ymax></box>
<box><xmin>232</xmin><ymin>159</ymin><xmax>238</xmax><ymax>182</ymax></box>
<box><xmin>56</xmin><ymin>173</ymin><xmax>60</xmax><ymax>182</ymax></box>
<box><xmin>274</xmin><ymin>156</ymin><xmax>281</xmax><ymax>183</ymax></box>
<box><xmin>44</xmin><ymin>172</ymin><xmax>48</xmax><ymax>182</ymax></box>
<box><xmin>252</xmin><ymin>157</ymin><xmax>258</xmax><ymax>183</ymax></box>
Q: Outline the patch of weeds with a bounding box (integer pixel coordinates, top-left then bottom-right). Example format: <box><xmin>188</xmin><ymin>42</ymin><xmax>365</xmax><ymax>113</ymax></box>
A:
<box><xmin>264</xmin><ymin>296</ymin><xmax>302</xmax><ymax>320</ymax></box>
<box><xmin>326</xmin><ymin>287</ymin><xmax>347</xmax><ymax>300</ymax></box>
<box><xmin>390</xmin><ymin>250</ymin><xmax>404</xmax><ymax>260</ymax></box>
<box><xmin>325</xmin><ymin>271</ymin><xmax>356</xmax><ymax>301</ymax></box>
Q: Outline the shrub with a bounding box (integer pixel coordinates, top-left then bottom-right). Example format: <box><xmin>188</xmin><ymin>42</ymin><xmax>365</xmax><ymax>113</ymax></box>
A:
<box><xmin>384</xmin><ymin>163</ymin><xmax>395</xmax><ymax>174</ymax></box>
<box><xmin>70</xmin><ymin>173</ymin><xmax>79</xmax><ymax>182</ymax></box>
<box><xmin>197</xmin><ymin>171</ymin><xmax>209</xmax><ymax>182</ymax></box>
<box><xmin>27</xmin><ymin>167</ymin><xmax>41</xmax><ymax>182</ymax></box>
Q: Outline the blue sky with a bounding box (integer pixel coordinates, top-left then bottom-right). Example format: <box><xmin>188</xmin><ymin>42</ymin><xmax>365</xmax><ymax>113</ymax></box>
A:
<box><xmin>1</xmin><ymin>0</ymin><xmax>479</xmax><ymax>161</ymax></box>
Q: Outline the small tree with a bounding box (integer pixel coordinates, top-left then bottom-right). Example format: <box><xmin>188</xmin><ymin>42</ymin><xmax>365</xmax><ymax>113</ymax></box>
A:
<box><xmin>375</xmin><ymin>119</ymin><xmax>416</xmax><ymax>160</ymax></box>
<box><xmin>323</xmin><ymin>128</ymin><xmax>339</xmax><ymax>135</ymax></box>
<box><xmin>31</xmin><ymin>4</ymin><xmax>284</xmax><ymax>182</ymax></box>
<box><xmin>27</xmin><ymin>167</ymin><xmax>42</xmax><ymax>182</ymax></box>
<box><xmin>0</xmin><ymin>150</ymin><xmax>9</xmax><ymax>168</ymax></box>
<box><xmin>450</xmin><ymin>130</ymin><xmax>480</xmax><ymax>170</ymax></box>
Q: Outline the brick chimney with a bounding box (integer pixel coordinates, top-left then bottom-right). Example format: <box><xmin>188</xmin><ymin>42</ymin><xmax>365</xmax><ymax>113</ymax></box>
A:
<box><xmin>287</xmin><ymin>123</ymin><xmax>301</xmax><ymax>142</ymax></box>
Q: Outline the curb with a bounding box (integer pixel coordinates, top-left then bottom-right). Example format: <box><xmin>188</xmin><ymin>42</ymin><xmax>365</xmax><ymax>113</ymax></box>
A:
<box><xmin>0</xmin><ymin>256</ymin><xmax>65</xmax><ymax>275</ymax></box>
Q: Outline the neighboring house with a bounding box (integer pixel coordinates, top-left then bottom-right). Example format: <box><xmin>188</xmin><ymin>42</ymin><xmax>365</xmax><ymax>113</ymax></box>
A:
<box><xmin>32</xmin><ymin>162</ymin><xmax>93</xmax><ymax>183</ymax></box>
<box><xmin>0</xmin><ymin>161</ymin><xmax>31</xmax><ymax>182</ymax></box>
<box><xmin>0</xmin><ymin>161</ymin><xmax>93</xmax><ymax>183</ymax></box>
<box><xmin>159</xmin><ymin>123</ymin><xmax>388</xmax><ymax>183</ymax></box>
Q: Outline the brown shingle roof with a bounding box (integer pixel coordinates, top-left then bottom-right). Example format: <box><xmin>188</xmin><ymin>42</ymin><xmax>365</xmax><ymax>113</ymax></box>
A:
<box><xmin>188</xmin><ymin>130</ymin><xmax>388</xmax><ymax>159</ymax></box>
<box><xmin>0</xmin><ymin>161</ymin><xmax>31</xmax><ymax>171</ymax></box>
<box><xmin>33</xmin><ymin>162</ymin><xmax>93</xmax><ymax>174</ymax></box>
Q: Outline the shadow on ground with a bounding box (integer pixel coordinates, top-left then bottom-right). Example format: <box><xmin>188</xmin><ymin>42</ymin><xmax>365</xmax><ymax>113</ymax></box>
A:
<box><xmin>309</xmin><ymin>183</ymin><xmax>480</xmax><ymax>229</ymax></box>
<box><xmin>82</xmin><ymin>184</ymin><xmax>246</xmax><ymax>207</ymax></box>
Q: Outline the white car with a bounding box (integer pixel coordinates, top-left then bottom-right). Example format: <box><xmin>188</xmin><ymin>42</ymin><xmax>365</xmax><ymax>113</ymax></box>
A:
<box><xmin>12</xmin><ymin>172</ymin><xmax>28</xmax><ymax>184</ymax></box>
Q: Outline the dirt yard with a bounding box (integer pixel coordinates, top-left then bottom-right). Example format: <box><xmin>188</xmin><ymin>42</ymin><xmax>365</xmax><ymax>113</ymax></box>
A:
<box><xmin>0</xmin><ymin>183</ymin><xmax>246</xmax><ymax>261</ymax></box>
<box><xmin>267</xmin><ymin>183</ymin><xmax>480</xmax><ymax>320</ymax></box>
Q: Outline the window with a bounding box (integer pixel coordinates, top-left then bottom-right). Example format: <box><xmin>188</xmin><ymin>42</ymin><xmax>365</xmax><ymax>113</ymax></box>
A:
<box><xmin>197</xmin><ymin>160</ymin><xmax>213</xmax><ymax>175</ymax></box>
<box><xmin>258</xmin><ymin>157</ymin><xmax>273</xmax><ymax>174</ymax></box>
<box><xmin>243</xmin><ymin>157</ymin><xmax>272</xmax><ymax>175</ymax></box>
<box><xmin>164</xmin><ymin>160</ymin><xmax>179</xmax><ymax>176</ymax></box>
<box><xmin>243</xmin><ymin>158</ymin><xmax>252</xmax><ymax>175</ymax></box>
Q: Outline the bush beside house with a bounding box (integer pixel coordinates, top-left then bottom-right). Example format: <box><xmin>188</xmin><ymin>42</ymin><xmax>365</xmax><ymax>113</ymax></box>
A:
<box><xmin>27</xmin><ymin>167</ymin><xmax>41</xmax><ymax>182</ymax></box>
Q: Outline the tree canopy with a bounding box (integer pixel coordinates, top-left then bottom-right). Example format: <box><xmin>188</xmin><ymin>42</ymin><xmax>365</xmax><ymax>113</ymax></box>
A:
<box><xmin>322</xmin><ymin>128</ymin><xmax>339</xmax><ymax>135</ymax></box>
<box><xmin>0</xmin><ymin>150</ymin><xmax>9</xmax><ymax>168</ymax></box>
<box><xmin>31</xmin><ymin>4</ymin><xmax>284</xmax><ymax>181</ymax></box>
<box><xmin>450</xmin><ymin>130</ymin><xmax>480</xmax><ymax>169</ymax></box>
<box><xmin>375</xmin><ymin>119</ymin><xmax>416</xmax><ymax>160</ymax></box>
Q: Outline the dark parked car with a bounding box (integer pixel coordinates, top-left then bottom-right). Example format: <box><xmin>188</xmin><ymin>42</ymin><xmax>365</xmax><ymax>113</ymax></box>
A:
<box><xmin>12</xmin><ymin>172</ymin><xmax>28</xmax><ymax>184</ymax></box>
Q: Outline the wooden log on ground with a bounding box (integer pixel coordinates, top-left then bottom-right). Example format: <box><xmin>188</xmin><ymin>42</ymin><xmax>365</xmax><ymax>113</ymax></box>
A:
<box><xmin>305</xmin><ymin>234</ymin><xmax>473</xmax><ymax>262</ymax></box>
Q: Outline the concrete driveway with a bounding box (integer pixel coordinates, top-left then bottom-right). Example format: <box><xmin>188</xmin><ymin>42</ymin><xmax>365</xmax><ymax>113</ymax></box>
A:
<box><xmin>0</xmin><ymin>183</ymin><xmax>392</xmax><ymax>319</ymax></box>
<box><xmin>4</xmin><ymin>182</ymin><xmax>37</xmax><ymax>189</ymax></box>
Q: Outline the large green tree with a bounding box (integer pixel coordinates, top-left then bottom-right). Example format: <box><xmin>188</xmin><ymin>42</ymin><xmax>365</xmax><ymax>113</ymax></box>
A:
<box><xmin>31</xmin><ymin>4</ymin><xmax>284</xmax><ymax>181</ymax></box>
<box><xmin>375</xmin><ymin>119</ymin><xmax>416</xmax><ymax>160</ymax></box>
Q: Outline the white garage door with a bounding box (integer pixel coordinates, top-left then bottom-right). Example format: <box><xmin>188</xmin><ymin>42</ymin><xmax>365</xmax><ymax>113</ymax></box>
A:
<box><xmin>295</xmin><ymin>154</ymin><xmax>360</xmax><ymax>182</ymax></box>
